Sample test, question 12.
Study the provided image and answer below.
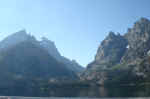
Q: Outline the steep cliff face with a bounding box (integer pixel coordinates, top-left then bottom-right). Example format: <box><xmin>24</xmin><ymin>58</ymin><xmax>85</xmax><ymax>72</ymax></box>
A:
<box><xmin>121</xmin><ymin>18</ymin><xmax>150</xmax><ymax>63</ymax></box>
<box><xmin>82</xmin><ymin>18</ymin><xmax>150</xmax><ymax>85</ymax></box>
<box><xmin>87</xmin><ymin>32</ymin><xmax>127</xmax><ymax>69</ymax></box>
<box><xmin>121</xmin><ymin>18</ymin><xmax>150</xmax><ymax>79</ymax></box>
<box><xmin>82</xmin><ymin>32</ymin><xmax>128</xmax><ymax>84</ymax></box>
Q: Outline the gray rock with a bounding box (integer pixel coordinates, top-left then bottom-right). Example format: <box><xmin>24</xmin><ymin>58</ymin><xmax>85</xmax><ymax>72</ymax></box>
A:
<box><xmin>82</xmin><ymin>18</ymin><xmax>150</xmax><ymax>85</ymax></box>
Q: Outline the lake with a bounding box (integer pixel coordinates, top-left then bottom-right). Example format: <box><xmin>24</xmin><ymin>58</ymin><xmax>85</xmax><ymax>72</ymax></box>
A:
<box><xmin>34</xmin><ymin>85</ymin><xmax>150</xmax><ymax>97</ymax></box>
<box><xmin>1</xmin><ymin>85</ymin><xmax>150</xmax><ymax>98</ymax></box>
<box><xmin>1</xmin><ymin>97</ymin><xmax>150</xmax><ymax>99</ymax></box>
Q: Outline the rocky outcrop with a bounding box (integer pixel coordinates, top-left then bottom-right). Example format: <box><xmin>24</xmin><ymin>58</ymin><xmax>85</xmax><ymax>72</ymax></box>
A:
<box><xmin>87</xmin><ymin>32</ymin><xmax>127</xmax><ymax>69</ymax></box>
<box><xmin>81</xmin><ymin>32</ymin><xmax>128</xmax><ymax>84</ymax></box>
<box><xmin>82</xmin><ymin>18</ymin><xmax>150</xmax><ymax>85</ymax></box>
<box><xmin>121</xmin><ymin>18</ymin><xmax>150</xmax><ymax>63</ymax></box>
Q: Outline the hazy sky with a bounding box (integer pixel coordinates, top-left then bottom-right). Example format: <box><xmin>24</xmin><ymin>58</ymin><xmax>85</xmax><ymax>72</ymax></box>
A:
<box><xmin>0</xmin><ymin>0</ymin><xmax>150</xmax><ymax>67</ymax></box>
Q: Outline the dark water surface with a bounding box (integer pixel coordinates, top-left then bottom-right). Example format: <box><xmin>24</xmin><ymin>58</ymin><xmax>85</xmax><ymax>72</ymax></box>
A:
<box><xmin>1</xmin><ymin>97</ymin><xmax>150</xmax><ymax>99</ymax></box>
<box><xmin>34</xmin><ymin>86</ymin><xmax>150</xmax><ymax>97</ymax></box>
<box><xmin>1</xmin><ymin>85</ymin><xmax>150</xmax><ymax>98</ymax></box>
<box><xmin>43</xmin><ymin>85</ymin><xmax>150</xmax><ymax>97</ymax></box>
<box><xmin>4</xmin><ymin>97</ymin><xmax>150</xmax><ymax>99</ymax></box>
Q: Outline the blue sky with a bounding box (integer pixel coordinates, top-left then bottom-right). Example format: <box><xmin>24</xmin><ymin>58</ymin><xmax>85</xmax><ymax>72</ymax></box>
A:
<box><xmin>0</xmin><ymin>0</ymin><xmax>150</xmax><ymax>67</ymax></box>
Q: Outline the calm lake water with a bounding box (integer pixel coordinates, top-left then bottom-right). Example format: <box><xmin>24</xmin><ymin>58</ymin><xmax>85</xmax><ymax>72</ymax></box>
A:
<box><xmin>1</xmin><ymin>86</ymin><xmax>150</xmax><ymax>98</ymax></box>
<box><xmin>0</xmin><ymin>86</ymin><xmax>150</xmax><ymax>99</ymax></box>
<box><xmin>34</xmin><ymin>85</ymin><xmax>150</xmax><ymax>97</ymax></box>
<box><xmin>3</xmin><ymin>97</ymin><xmax>150</xmax><ymax>99</ymax></box>
<box><xmin>0</xmin><ymin>97</ymin><xmax>150</xmax><ymax>99</ymax></box>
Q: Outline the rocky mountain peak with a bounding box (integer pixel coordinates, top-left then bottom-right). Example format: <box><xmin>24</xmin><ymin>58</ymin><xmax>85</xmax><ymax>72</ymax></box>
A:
<box><xmin>15</xmin><ymin>29</ymin><xmax>27</xmax><ymax>34</ymax></box>
<box><xmin>132</xmin><ymin>17</ymin><xmax>150</xmax><ymax>33</ymax></box>
<box><xmin>0</xmin><ymin>30</ymin><xmax>36</xmax><ymax>49</ymax></box>
<box><xmin>42</xmin><ymin>37</ymin><xmax>53</xmax><ymax>42</ymax></box>
<box><xmin>87</xmin><ymin>32</ymin><xmax>127</xmax><ymax>69</ymax></box>
<box><xmin>126</xmin><ymin>18</ymin><xmax>150</xmax><ymax>44</ymax></box>
<box><xmin>41</xmin><ymin>37</ymin><xmax>55</xmax><ymax>48</ymax></box>
<box><xmin>135</xmin><ymin>17</ymin><xmax>150</xmax><ymax>25</ymax></box>
<box><xmin>8</xmin><ymin>29</ymin><xmax>29</xmax><ymax>39</ymax></box>
<box><xmin>102</xmin><ymin>32</ymin><xmax>122</xmax><ymax>46</ymax></box>
<box><xmin>122</xmin><ymin>18</ymin><xmax>150</xmax><ymax>63</ymax></box>
<box><xmin>107</xmin><ymin>31</ymin><xmax>116</xmax><ymax>38</ymax></box>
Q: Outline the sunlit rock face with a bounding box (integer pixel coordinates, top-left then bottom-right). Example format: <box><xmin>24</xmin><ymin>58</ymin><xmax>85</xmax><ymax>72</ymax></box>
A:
<box><xmin>93</xmin><ymin>32</ymin><xmax>127</xmax><ymax>69</ymax></box>
<box><xmin>82</xmin><ymin>18</ymin><xmax>150</xmax><ymax>85</ymax></box>
<box><xmin>81</xmin><ymin>32</ymin><xmax>128</xmax><ymax>85</ymax></box>
<box><xmin>122</xmin><ymin>18</ymin><xmax>150</xmax><ymax>64</ymax></box>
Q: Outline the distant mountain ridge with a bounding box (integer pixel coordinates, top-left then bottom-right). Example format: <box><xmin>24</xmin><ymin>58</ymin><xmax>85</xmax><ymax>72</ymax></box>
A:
<box><xmin>0</xmin><ymin>30</ymin><xmax>86</xmax><ymax>96</ymax></box>
<box><xmin>0</xmin><ymin>40</ymin><xmax>76</xmax><ymax>79</ymax></box>
<box><xmin>0</xmin><ymin>30</ymin><xmax>84</xmax><ymax>74</ymax></box>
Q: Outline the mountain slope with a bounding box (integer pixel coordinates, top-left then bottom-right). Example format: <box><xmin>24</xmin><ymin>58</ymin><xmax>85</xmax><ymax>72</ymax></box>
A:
<box><xmin>0</xmin><ymin>39</ymin><xmax>78</xmax><ymax>96</ymax></box>
<box><xmin>0</xmin><ymin>30</ymin><xmax>84</xmax><ymax>74</ymax></box>
<box><xmin>0</xmin><ymin>40</ymin><xmax>77</xmax><ymax>81</ymax></box>
<box><xmin>40</xmin><ymin>37</ymin><xmax>84</xmax><ymax>73</ymax></box>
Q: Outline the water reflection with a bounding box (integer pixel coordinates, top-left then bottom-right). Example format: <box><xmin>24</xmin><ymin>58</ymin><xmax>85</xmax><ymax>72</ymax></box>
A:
<box><xmin>45</xmin><ymin>85</ymin><xmax>150</xmax><ymax>97</ymax></box>
<box><xmin>1</xmin><ymin>85</ymin><xmax>150</xmax><ymax>97</ymax></box>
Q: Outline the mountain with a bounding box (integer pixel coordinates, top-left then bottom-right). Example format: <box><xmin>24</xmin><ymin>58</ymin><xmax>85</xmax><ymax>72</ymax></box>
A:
<box><xmin>0</xmin><ymin>30</ymin><xmax>84</xmax><ymax>74</ymax></box>
<box><xmin>0</xmin><ymin>37</ymin><xmax>77</xmax><ymax>81</ymax></box>
<box><xmin>81</xmin><ymin>18</ymin><xmax>150</xmax><ymax>85</ymax></box>
<box><xmin>0</xmin><ymin>39</ymin><xmax>78</xmax><ymax>96</ymax></box>
<box><xmin>40</xmin><ymin>37</ymin><xmax>84</xmax><ymax>73</ymax></box>
<box><xmin>0</xmin><ymin>30</ymin><xmax>80</xmax><ymax>81</ymax></box>
<box><xmin>122</xmin><ymin>18</ymin><xmax>150</xmax><ymax>63</ymax></box>
<box><xmin>0</xmin><ymin>30</ymin><xmax>82</xmax><ymax>96</ymax></box>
